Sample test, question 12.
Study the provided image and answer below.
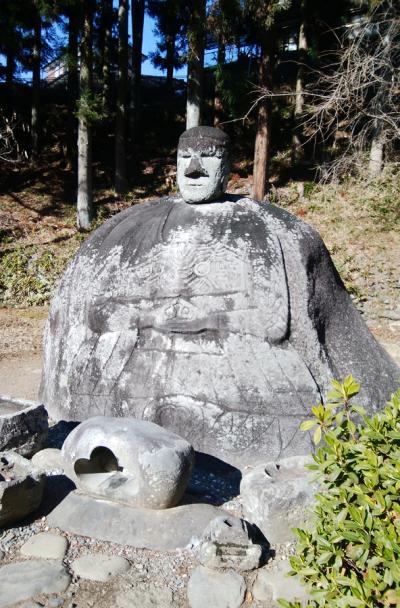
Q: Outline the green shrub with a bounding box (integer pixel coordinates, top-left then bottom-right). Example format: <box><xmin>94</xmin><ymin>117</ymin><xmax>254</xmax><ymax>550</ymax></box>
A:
<box><xmin>279</xmin><ymin>376</ymin><xmax>400</xmax><ymax>608</ymax></box>
<box><xmin>0</xmin><ymin>246</ymin><xmax>68</xmax><ymax>305</ymax></box>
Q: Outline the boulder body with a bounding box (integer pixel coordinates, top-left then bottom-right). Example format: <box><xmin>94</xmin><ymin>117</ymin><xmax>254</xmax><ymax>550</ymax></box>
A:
<box><xmin>40</xmin><ymin>196</ymin><xmax>400</xmax><ymax>467</ymax></box>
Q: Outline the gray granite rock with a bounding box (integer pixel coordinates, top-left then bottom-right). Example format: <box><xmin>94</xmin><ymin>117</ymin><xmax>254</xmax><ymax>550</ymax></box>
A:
<box><xmin>252</xmin><ymin>559</ymin><xmax>310</xmax><ymax>606</ymax></box>
<box><xmin>0</xmin><ymin>397</ymin><xmax>48</xmax><ymax>457</ymax></box>
<box><xmin>196</xmin><ymin>515</ymin><xmax>263</xmax><ymax>572</ymax></box>
<box><xmin>0</xmin><ymin>451</ymin><xmax>45</xmax><ymax>527</ymax></box>
<box><xmin>0</xmin><ymin>549</ymin><xmax>4</xmax><ymax>561</ymax></box>
<box><xmin>240</xmin><ymin>455</ymin><xmax>317</xmax><ymax>544</ymax></box>
<box><xmin>62</xmin><ymin>417</ymin><xmax>194</xmax><ymax>509</ymax></box>
<box><xmin>40</xmin><ymin>131</ymin><xmax>400</xmax><ymax>468</ymax></box>
<box><xmin>31</xmin><ymin>448</ymin><xmax>63</xmax><ymax>474</ymax></box>
<box><xmin>48</xmin><ymin>490</ymin><xmax>225</xmax><ymax>550</ymax></box>
<box><xmin>47</xmin><ymin>598</ymin><xmax>64</xmax><ymax>608</ymax></box>
<box><xmin>177</xmin><ymin>127</ymin><xmax>230</xmax><ymax>204</ymax></box>
<box><xmin>116</xmin><ymin>586</ymin><xmax>174</xmax><ymax>608</ymax></box>
<box><xmin>20</xmin><ymin>532</ymin><xmax>68</xmax><ymax>560</ymax></box>
<box><xmin>0</xmin><ymin>559</ymin><xmax>71</xmax><ymax>608</ymax></box>
<box><xmin>187</xmin><ymin>566</ymin><xmax>246</xmax><ymax>608</ymax></box>
<box><xmin>71</xmin><ymin>554</ymin><xmax>130</xmax><ymax>582</ymax></box>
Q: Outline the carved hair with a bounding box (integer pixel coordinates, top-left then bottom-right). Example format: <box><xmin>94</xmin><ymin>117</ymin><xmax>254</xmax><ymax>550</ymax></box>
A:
<box><xmin>178</xmin><ymin>126</ymin><xmax>230</xmax><ymax>153</ymax></box>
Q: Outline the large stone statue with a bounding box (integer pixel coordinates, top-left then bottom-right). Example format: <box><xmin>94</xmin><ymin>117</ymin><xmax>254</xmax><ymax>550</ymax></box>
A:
<box><xmin>40</xmin><ymin>126</ymin><xmax>399</xmax><ymax>467</ymax></box>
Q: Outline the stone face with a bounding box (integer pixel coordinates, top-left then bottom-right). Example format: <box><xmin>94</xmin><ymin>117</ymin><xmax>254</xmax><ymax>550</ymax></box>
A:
<box><xmin>40</xmin><ymin>169</ymin><xmax>399</xmax><ymax>468</ymax></box>
<box><xmin>252</xmin><ymin>559</ymin><xmax>310</xmax><ymax>606</ymax></box>
<box><xmin>196</xmin><ymin>515</ymin><xmax>264</xmax><ymax>572</ymax></box>
<box><xmin>0</xmin><ymin>451</ymin><xmax>45</xmax><ymax>527</ymax></box>
<box><xmin>0</xmin><ymin>397</ymin><xmax>48</xmax><ymax>457</ymax></box>
<box><xmin>177</xmin><ymin>126</ymin><xmax>230</xmax><ymax>204</ymax></box>
<box><xmin>187</xmin><ymin>566</ymin><xmax>246</xmax><ymax>608</ymax></box>
<box><xmin>71</xmin><ymin>554</ymin><xmax>130</xmax><ymax>582</ymax></box>
<box><xmin>240</xmin><ymin>455</ymin><xmax>317</xmax><ymax>544</ymax></box>
<box><xmin>20</xmin><ymin>532</ymin><xmax>68</xmax><ymax>560</ymax></box>
<box><xmin>31</xmin><ymin>448</ymin><xmax>64</xmax><ymax>474</ymax></box>
<box><xmin>0</xmin><ymin>559</ymin><xmax>71</xmax><ymax>608</ymax></box>
<box><xmin>48</xmin><ymin>490</ymin><xmax>224</xmax><ymax>551</ymax></box>
<box><xmin>62</xmin><ymin>417</ymin><xmax>194</xmax><ymax>509</ymax></box>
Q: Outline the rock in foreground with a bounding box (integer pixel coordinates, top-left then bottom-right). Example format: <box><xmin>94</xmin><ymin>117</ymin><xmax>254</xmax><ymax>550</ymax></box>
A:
<box><xmin>0</xmin><ymin>397</ymin><xmax>48</xmax><ymax>457</ymax></box>
<box><xmin>196</xmin><ymin>515</ymin><xmax>264</xmax><ymax>571</ymax></box>
<box><xmin>62</xmin><ymin>416</ymin><xmax>194</xmax><ymax>509</ymax></box>
<box><xmin>71</xmin><ymin>554</ymin><xmax>130</xmax><ymax>582</ymax></box>
<box><xmin>48</xmin><ymin>491</ymin><xmax>223</xmax><ymax>551</ymax></box>
<box><xmin>0</xmin><ymin>451</ymin><xmax>45</xmax><ymax>527</ymax></box>
<box><xmin>0</xmin><ymin>559</ymin><xmax>70</xmax><ymax>608</ymax></box>
<box><xmin>187</xmin><ymin>566</ymin><xmax>246</xmax><ymax>608</ymax></box>
<box><xmin>240</xmin><ymin>455</ymin><xmax>317</xmax><ymax>544</ymax></box>
<box><xmin>20</xmin><ymin>532</ymin><xmax>68</xmax><ymax>560</ymax></box>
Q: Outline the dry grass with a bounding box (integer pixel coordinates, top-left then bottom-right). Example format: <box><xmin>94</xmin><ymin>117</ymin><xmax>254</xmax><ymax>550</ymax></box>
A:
<box><xmin>272</xmin><ymin>165</ymin><xmax>400</xmax><ymax>313</ymax></box>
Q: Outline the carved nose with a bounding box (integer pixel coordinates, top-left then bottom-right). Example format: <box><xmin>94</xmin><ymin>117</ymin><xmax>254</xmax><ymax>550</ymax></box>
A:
<box><xmin>184</xmin><ymin>156</ymin><xmax>209</xmax><ymax>178</ymax></box>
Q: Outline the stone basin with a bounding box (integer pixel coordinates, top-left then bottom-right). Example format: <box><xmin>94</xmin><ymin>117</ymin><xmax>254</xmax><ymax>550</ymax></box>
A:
<box><xmin>240</xmin><ymin>455</ymin><xmax>318</xmax><ymax>544</ymax></box>
<box><xmin>62</xmin><ymin>416</ymin><xmax>194</xmax><ymax>509</ymax></box>
<box><xmin>0</xmin><ymin>395</ymin><xmax>48</xmax><ymax>457</ymax></box>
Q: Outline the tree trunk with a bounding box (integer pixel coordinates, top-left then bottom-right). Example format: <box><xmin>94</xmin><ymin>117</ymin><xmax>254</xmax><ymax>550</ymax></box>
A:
<box><xmin>115</xmin><ymin>0</ymin><xmax>128</xmax><ymax>195</ymax></box>
<box><xmin>67</xmin><ymin>8</ymin><xmax>79</xmax><ymax>168</ymax></box>
<box><xmin>252</xmin><ymin>35</ymin><xmax>274</xmax><ymax>201</ymax></box>
<box><xmin>5</xmin><ymin>29</ymin><xmax>15</xmax><ymax>118</ymax></box>
<box><xmin>77</xmin><ymin>0</ymin><xmax>93</xmax><ymax>231</ymax></box>
<box><xmin>6</xmin><ymin>49</ymin><xmax>15</xmax><ymax>86</ymax></box>
<box><xmin>31</xmin><ymin>11</ymin><xmax>41</xmax><ymax>161</ymax></box>
<box><xmin>166</xmin><ymin>33</ymin><xmax>176</xmax><ymax>95</ymax></box>
<box><xmin>292</xmin><ymin>6</ymin><xmax>308</xmax><ymax>162</ymax></box>
<box><xmin>102</xmin><ymin>0</ymin><xmax>113</xmax><ymax>113</ymax></box>
<box><xmin>186</xmin><ymin>0</ymin><xmax>206</xmax><ymax>129</ymax></box>
<box><xmin>131</xmin><ymin>0</ymin><xmax>145</xmax><ymax>139</ymax></box>
<box><xmin>213</xmin><ymin>41</ymin><xmax>225</xmax><ymax>127</ymax></box>
<box><xmin>368</xmin><ymin>130</ymin><xmax>384</xmax><ymax>178</ymax></box>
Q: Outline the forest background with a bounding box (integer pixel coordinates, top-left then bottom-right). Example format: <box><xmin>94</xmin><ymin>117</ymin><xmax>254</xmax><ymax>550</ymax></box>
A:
<box><xmin>0</xmin><ymin>0</ymin><xmax>399</xmax><ymax>394</ymax></box>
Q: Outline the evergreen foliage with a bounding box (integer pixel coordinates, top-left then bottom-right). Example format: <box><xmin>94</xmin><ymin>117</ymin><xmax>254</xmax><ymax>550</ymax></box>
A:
<box><xmin>280</xmin><ymin>377</ymin><xmax>400</xmax><ymax>608</ymax></box>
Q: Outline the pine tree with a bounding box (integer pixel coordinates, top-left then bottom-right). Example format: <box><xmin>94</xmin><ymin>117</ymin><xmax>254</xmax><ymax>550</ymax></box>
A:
<box><xmin>245</xmin><ymin>0</ymin><xmax>292</xmax><ymax>200</ymax></box>
<box><xmin>131</xmin><ymin>0</ymin><xmax>145</xmax><ymax>137</ymax></box>
<box><xmin>77</xmin><ymin>0</ymin><xmax>94</xmax><ymax>230</ymax></box>
<box><xmin>115</xmin><ymin>0</ymin><xmax>129</xmax><ymax>195</ymax></box>
<box><xmin>186</xmin><ymin>0</ymin><xmax>206</xmax><ymax>128</ymax></box>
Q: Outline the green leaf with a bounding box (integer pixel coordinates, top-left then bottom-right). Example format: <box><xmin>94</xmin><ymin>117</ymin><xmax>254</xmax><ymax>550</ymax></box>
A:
<box><xmin>351</xmin><ymin>404</ymin><xmax>366</xmax><ymax>415</ymax></box>
<box><xmin>300</xmin><ymin>419</ymin><xmax>317</xmax><ymax>431</ymax></box>
<box><xmin>340</xmin><ymin>597</ymin><xmax>365</xmax><ymax>607</ymax></box>
<box><xmin>313</xmin><ymin>426</ymin><xmax>322</xmax><ymax>445</ymax></box>
<box><xmin>317</xmin><ymin>551</ymin><xmax>333</xmax><ymax>565</ymax></box>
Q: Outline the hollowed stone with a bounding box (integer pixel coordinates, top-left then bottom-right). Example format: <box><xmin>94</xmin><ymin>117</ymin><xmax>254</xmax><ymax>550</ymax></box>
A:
<box><xmin>62</xmin><ymin>417</ymin><xmax>194</xmax><ymax>509</ymax></box>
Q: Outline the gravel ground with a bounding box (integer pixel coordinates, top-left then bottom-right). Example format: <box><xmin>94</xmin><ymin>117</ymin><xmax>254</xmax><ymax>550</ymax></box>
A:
<box><xmin>0</xmin><ymin>439</ymin><xmax>291</xmax><ymax>608</ymax></box>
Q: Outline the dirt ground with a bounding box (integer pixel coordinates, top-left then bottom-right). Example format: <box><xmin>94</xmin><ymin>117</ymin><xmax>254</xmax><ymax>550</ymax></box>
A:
<box><xmin>0</xmin><ymin>304</ymin><xmax>399</xmax><ymax>403</ymax></box>
<box><xmin>0</xmin><ymin>307</ymin><xmax>47</xmax><ymax>400</ymax></box>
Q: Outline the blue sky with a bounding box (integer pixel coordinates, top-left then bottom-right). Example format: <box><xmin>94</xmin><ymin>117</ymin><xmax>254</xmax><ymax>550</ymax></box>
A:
<box><xmin>140</xmin><ymin>13</ymin><xmax>219</xmax><ymax>79</ymax></box>
<box><xmin>141</xmin><ymin>13</ymin><xmax>187</xmax><ymax>79</ymax></box>
<box><xmin>0</xmin><ymin>6</ymin><xmax>221</xmax><ymax>82</ymax></box>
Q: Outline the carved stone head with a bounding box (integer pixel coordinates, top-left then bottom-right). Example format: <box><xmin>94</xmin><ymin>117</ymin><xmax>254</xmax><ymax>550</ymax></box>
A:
<box><xmin>177</xmin><ymin>126</ymin><xmax>230</xmax><ymax>203</ymax></box>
